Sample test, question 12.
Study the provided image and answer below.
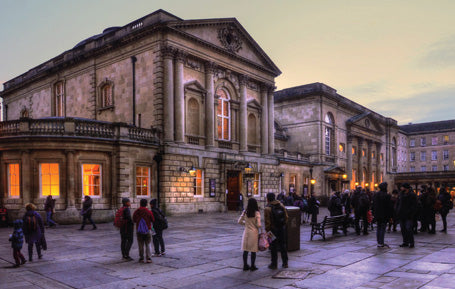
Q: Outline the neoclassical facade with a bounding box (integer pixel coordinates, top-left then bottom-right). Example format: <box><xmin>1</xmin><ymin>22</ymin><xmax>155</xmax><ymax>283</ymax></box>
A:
<box><xmin>0</xmin><ymin>10</ymin><xmax>284</xmax><ymax>220</ymax></box>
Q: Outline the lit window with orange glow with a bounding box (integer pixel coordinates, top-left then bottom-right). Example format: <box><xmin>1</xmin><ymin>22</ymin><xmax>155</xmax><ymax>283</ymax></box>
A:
<box><xmin>362</xmin><ymin>149</ymin><xmax>366</xmax><ymax>157</ymax></box>
<box><xmin>216</xmin><ymin>88</ymin><xmax>230</xmax><ymax>141</ymax></box>
<box><xmin>253</xmin><ymin>173</ymin><xmax>260</xmax><ymax>196</ymax></box>
<box><xmin>8</xmin><ymin>164</ymin><xmax>20</xmax><ymax>198</ymax></box>
<box><xmin>193</xmin><ymin>169</ymin><xmax>204</xmax><ymax>196</ymax></box>
<box><xmin>352</xmin><ymin>146</ymin><xmax>356</xmax><ymax>155</ymax></box>
<box><xmin>136</xmin><ymin>166</ymin><xmax>150</xmax><ymax>197</ymax></box>
<box><xmin>40</xmin><ymin>163</ymin><xmax>60</xmax><ymax>196</ymax></box>
<box><xmin>82</xmin><ymin>164</ymin><xmax>101</xmax><ymax>197</ymax></box>
<box><xmin>339</xmin><ymin>143</ymin><xmax>345</xmax><ymax>153</ymax></box>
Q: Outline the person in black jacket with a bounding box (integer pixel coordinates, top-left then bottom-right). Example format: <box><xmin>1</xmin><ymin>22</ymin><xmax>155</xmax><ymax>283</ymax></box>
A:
<box><xmin>79</xmin><ymin>195</ymin><xmax>97</xmax><ymax>230</ymax></box>
<box><xmin>328</xmin><ymin>191</ymin><xmax>343</xmax><ymax>234</ymax></box>
<box><xmin>308</xmin><ymin>192</ymin><xmax>319</xmax><ymax>224</ymax></box>
<box><xmin>438</xmin><ymin>187</ymin><xmax>452</xmax><ymax>233</ymax></box>
<box><xmin>352</xmin><ymin>187</ymin><xmax>370</xmax><ymax>235</ymax></box>
<box><xmin>372</xmin><ymin>182</ymin><xmax>392</xmax><ymax>247</ymax></box>
<box><xmin>396</xmin><ymin>183</ymin><xmax>417</xmax><ymax>248</ymax></box>
<box><xmin>150</xmin><ymin>199</ymin><xmax>166</xmax><ymax>256</ymax></box>
<box><xmin>120</xmin><ymin>198</ymin><xmax>134</xmax><ymax>261</ymax></box>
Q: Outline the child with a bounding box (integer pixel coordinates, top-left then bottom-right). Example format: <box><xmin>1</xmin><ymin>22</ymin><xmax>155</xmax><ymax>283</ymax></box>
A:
<box><xmin>9</xmin><ymin>219</ymin><xmax>26</xmax><ymax>267</ymax></box>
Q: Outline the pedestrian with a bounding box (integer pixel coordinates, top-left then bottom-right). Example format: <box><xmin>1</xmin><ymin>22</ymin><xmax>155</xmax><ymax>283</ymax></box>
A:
<box><xmin>22</xmin><ymin>203</ymin><xmax>44</xmax><ymax>261</ymax></box>
<box><xmin>437</xmin><ymin>187</ymin><xmax>452</xmax><ymax>233</ymax></box>
<box><xmin>264</xmin><ymin>192</ymin><xmax>288</xmax><ymax>269</ymax></box>
<box><xmin>118</xmin><ymin>198</ymin><xmax>134</xmax><ymax>261</ymax></box>
<box><xmin>79</xmin><ymin>195</ymin><xmax>97</xmax><ymax>230</ymax></box>
<box><xmin>328</xmin><ymin>191</ymin><xmax>343</xmax><ymax>234</ymax></box>
<box><xmin>44</xmin><ymin>195</ymin><xmax>57</xmax><ymax>227</ymax></box>
<box><xmin>277</xmin><ymin>190</ymin><xmax>285</xmax><ymax>204</ymax></box>
<box><xmin>133</xmin><ymin>198</ymin><xmax>155</xmax><ymax>263</ymax></box>
<box><xmin>426</xmin><ymin>187</ymin><xmax>437</xmax><ymax>234</ymax></box>
<box><xmin>388</xmin><ymin>190</ymin><xmax>399</xmax><ymax>232</ymax></box>
<box><xmin>352</xmin><ymin>187</ymin><xmax>370</xmax><ymax>235</ymax></box>
<box><xmin>150</xmin><ymin>199</ymin><xmax>166</xmax><ymax>257</ymax></box>
<box><xmin>341</xmin><ymin>190</ymin><xmax>351</xmax><ymax>216</ymax></box>
<box><xmin>372</xmin><ymin>182</ymin><xmax>392</xmax><ymax>248</ymax></box>
<box><xmin>9</xmin><ymin>219</ymin><xmax>26</xmax><ymax>267</ymax></box>
<box><xmin>284</xmin><ymin>191</ymin><xmax>294</xmax><ymax>206</ymax></box>
<box><xmin>308</xmin><ymin>192</ymin><xmax>319</xmax><ymax>224</ymax></box>
<box><xmin>238</xmin><ymin>198</ymin><xmax>261</xmax><ymax>271</ymax></box>
<box><xmin>396</xmin><ymin>183</ymin><xmax>417</xmax><ymax>248</ymax></box>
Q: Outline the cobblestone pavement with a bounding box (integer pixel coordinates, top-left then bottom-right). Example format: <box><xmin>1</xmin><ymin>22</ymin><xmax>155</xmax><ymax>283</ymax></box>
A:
<box><xmin>2</xmin><ymin>208</ymin><xmax>455</xmax><ymax>289</ymax></box>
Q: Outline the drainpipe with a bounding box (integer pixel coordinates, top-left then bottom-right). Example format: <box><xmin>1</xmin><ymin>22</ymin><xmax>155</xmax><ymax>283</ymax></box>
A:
<box><xmin>153</xmin><ymin>153</ymin><xmax>163</xmax><ymax>208</ymax></box>
<box><xmin>131</xmin><ymin>56</ymin><xmax>137</xmax><ymax>126</ymax></box>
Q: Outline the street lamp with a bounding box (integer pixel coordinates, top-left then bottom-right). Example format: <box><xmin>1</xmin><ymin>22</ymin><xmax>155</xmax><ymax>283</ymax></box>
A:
<box><xmin>342</xmin><ymin>174</ymin><xmax>347</xmax><ymax>179</ymax></box>
<box><xmin>310</xmin><ymin>179</ymin><xmax>316</xmax><ymax>185</ymax></box>
<box><xmin>355</xmin><ymin>182</ymin><xmax>359</xmax><ymax>186</ymax></box>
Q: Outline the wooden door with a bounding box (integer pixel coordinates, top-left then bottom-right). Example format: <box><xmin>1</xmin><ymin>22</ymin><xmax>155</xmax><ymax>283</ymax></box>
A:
<box><xmin>227</xmin><ymin>171</ymin><xmax>240</xmax><ymax>210</ymax></box>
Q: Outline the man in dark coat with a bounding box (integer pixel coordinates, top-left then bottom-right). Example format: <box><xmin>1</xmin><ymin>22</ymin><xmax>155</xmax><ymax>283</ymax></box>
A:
<box><xmin>150</xmin><ymin>198</ymin><xmax>166</xmax><ymax>256</ymax></box>
<box><xmin>79</xmin><ymin>195</ymin><xmax>97</xmax><ymax>230</ymax></box>
<box><xmin>23</xmin><ymin>203</ymin><xmax>44</xmax><ymax>261</ymax></box>
<box><xmin>372</xmin><ymin>182</ymin><xmax>392</xmax><ymax>247</ymax></box>
<box><xmin>328</xmin><ymin>191</ymin><xmax>343</xmax><ymax>234</ymax></box>
<box><xmin>438</xmin><ymin>187</ymin><xmax>452</xmax><ymax>233</ymax></box>
<box><xmin>308</xmin><ymin>192</ymin><xmax>319</xmax><ymax>224</ymax></box>
<box><xmin>264</xmin><ymin>193</ymin><xmax>289</xmax><ymax>269</ymax></box>
<box><xmin>120</xmin><ymin>198</ymin><xmax>134</xmax><ymax>260</ymax></box>
<box><xmin>44</xmin><ymin>195</ymin><xmax>57</xmax><ymax>227</ymax></box>
<box><xmin>396</xmin><ymin>183</ymin><xmax>417</xmax><ymax>248</ymax></box>
<box><xmin>352</xmin><ymin>187</ymin><xmax>370</xmax><ymax>235</ymax></box>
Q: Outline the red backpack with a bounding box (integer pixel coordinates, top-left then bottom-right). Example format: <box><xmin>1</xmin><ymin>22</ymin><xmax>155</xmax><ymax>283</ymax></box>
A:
<box><xmin>114</xmin><ymin>207</ymin><xmax>126</xmax><ymax>229</ymax></box>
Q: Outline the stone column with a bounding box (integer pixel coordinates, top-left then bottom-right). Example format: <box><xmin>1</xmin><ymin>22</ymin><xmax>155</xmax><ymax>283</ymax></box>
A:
<box><xmin>376</xmin><ymin>142</ymin><xmax>382</xmax><ymax>183</ymax></box>
<box><xmin>205</xmin><ymin>62</ymin><xmax>216</xmax><ymax>148</ymax></box>
<box><xmin>174</xmin><ymin>50</ymin><xmax>186</xmax><ymax>143</ymax></box>
<box><xmin>65</xmin><ymin>150</ymin><xmax>76</xmax><ymax>209</ymax></box>
<box><xmin>267</xmin><ymin>86</ymin><xmax>275</xmax><ymax>155</ymax></box>
<box><xmin>357</xmin><ymin>137</ymin><xmax>363</xmax><ymax>183</ymax></box>
<box><xmin>347</xmin><ymin>134</ymin><xmax>353</xmax><ymax>180</ymax></box>
<box><xmin>162</xmin><ymin>45</ymin><xmax>175</xmax><ymax>142</ymax></box>
<box><xmin>260</xmin><ymin>85</ymin><xmax>269</xmax><ymax>154</ymax></box>
<box><xmin>367</xmin><ymin>140</ymin><xmax>373</xmax><ymax>185</ymax></box>
<box><xmin>21</xmin><ymin>150</ymin><xmax>31</xmax><ymax>206</ymax></box>
<box><xmin>239</xmin><ymin>75</ymin><xmax>248</xmax><ymax>152</ymax></box>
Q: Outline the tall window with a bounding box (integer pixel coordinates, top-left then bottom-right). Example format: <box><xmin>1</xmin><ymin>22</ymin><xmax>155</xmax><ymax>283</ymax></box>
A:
<box><xmin>352</xmin><ymin>146</ymin><xmax>356</xmax><ymax>155</ymax></box>
<box><xmin>443</xmin><ymin>165</ymin><xmax>449</xmax><ymax>171</ymax></box>
<box><xmin>187</xmin><ymin>98</ymin><xmax>200</xmax><ymax>136</ymax></box>
<box><xmin>82</xmin><ymin>164</ymin><xmax>101</xmax><ymax>197</ymax></box>
<box><xmin>432</xmin><ymin>151</ymin><xmax>437</xmax><ymax>161</ymax></box>
<box><xmin>432</xmin><ymin>137</ymin><xmax>438</xmax><ymax>146</ymax></box>
<box><xmin>289</xmin><ymin>174</ymin><xmax>296</xmax><ymax>193</ymax></box>
<box><xmin>100</xmin><ymin>84</ymin><xmax>113</xmax><ymax>108</ymax></box>
<box><xmin>247</xmin><ymin>114</ymin><xmax>257</xmax><ymax>145</ymax></box>
<box><xmin>420</xmin><ymin>137</ymin><xmax>426</xmax><ymax>147</ymax></box>
<box><xmin>421</xmin><ymin>166</ymin><xmax>426</xmax><ymax>172</ymax></box>
<box><xmin>420</xmin><ymin>151</ymin><xmax>426</xmax><ymax>161</ymax></box>
<box><xmin>216</xmin><ymin>88</ymin><xmax>230</xmax><ymax>140</ymax></box>
<box><xmin>253</xmin><ymin>173</ymin><xmax>260</xmax><ymax>196</ymax></box>
<box><xmin>443</xmin><ymin>150</ymin><xmax>449</xmax><ymax>160</ymax></box>
<box><xmin>193</xmin><ymin>169</ymin><xmax>204</xmax><ymax>196</ymax></box>
<box><xmin>40</xmin><ymin>163</ymin><xmax>60</xmax><ymax>196</ymax></box>
<box><xmin>136</xmin><ymin>166</ymin><xmax>150</xmax><ymax>197</ymax></box>
<box><xmin>432</xmin><ymin>165</ymin><xmax>438</xmax><ymax>172</ymax></box>
<box><xmin>410</xmin><ymin>139</ymin><xmax>415</xmax><ymax>147</ymax></box>
<box><xmin>410</xmin><ymin>166</ymin><xmax>415</xmax><ymax>172</ymax></box>
<box><xmin>54</xmin><ymin>82</ymin><xmax>64</xmax><ymax>116</ymax></box>
<box><xmin>444</xmin><ymin>135</ymin><xmax>449</xmax><ymax>145</ymax></box>
<box><xmin>8</xmin><ymin>164</ymin><xmax>20</xmax><ymax>198</ymax></box>
<box><xmin>410</xmin><ymin>152</ymin><xmax>415</xmax><ymax>162</ymax></box>
<box><xmin>324</xmin><ymin>113</ymin><xmax>334</xmax><ymax>155</ymax></box>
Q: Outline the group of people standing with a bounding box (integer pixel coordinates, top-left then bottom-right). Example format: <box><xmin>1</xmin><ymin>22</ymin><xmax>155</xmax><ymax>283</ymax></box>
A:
<box><xmin>327</xmin><ymin>182</ymin><xmax>453</xmax><ymax>249</ymax></box>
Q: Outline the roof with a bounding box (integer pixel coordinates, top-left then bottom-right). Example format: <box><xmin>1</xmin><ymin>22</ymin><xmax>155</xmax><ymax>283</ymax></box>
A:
<box><xmin>1</xmin><ymin>9</ymin><xmax>280</xmax><ymax>96</ymax></box>
<box><xmin>399</xmin><ymin>119</ymin><xmax>455</xmax><ymax>134</ymax></box>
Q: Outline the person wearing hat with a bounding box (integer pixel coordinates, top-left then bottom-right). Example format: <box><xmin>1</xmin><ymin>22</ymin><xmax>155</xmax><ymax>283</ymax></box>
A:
<box><xmin>372</xmin><ymin>182</ymin><xmax>392</xmax><ymax>248</ymax></box>
<box><xmin>396</xmin><ymin>183</ymin><xmax>417</xmax><ymax>248</ymax></box>
<box><xmin>120</xmin><ymin>198</ymin><xmax>134</xmax><ymax>261</ymax></box>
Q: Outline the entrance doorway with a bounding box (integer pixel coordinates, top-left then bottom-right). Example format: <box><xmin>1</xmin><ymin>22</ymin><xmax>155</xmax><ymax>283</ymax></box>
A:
<box><xmin>227</xmin><ymin>171</ymin><xmax>240</xmax><ymax>211</ymax></box>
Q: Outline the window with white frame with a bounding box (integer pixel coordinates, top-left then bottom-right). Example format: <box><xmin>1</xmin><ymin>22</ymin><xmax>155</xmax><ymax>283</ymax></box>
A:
<box><xmin>410</xmin><ymin>152</ymin><xmax>415</xmax><ymax>162</ymax></box>
<box><xmin>420</xmin><ymin>151</ymin><xmax>426</xmax><ymax>161</ymax></box>
<box><xmin>432</xmin><ymin>137</ymin><xmax>438</xmax><ymax>146</ymax></box>
<box><xmin>325</xmin><ymin>127</ymin><xmax>332</xmax><ymax>155</ymax></box>
<box><xmin>443</xmin><ymin>150</ymin><xmax>449</xmax><ymax>160</ymax></box>
<box><xmin>410</xmin><ymin>139</ymin><xmax>415</xmax><ymax>147</ymax></box>
<box><xmin>253</xmin><ymin>173</ymin><xmax>260</xmax><ymax>196</ymax></box>
<box><xmin>40</xmin><ymin>163</ymin><xmax>60</xmax><ymax>197</ymax></box>
<box><xmin>216</xmin><ymin>88</ymin><xmax>230</xmax><ymax>141</ymax></box>
<box><xmin>7</xmin><ymin>163</ymin><xmax>20</xmax><ymax>198</ymax></box>
<box><xmin>82</xmin><ymin>164</ymin><xmax>101</xmax><ymax>197</ymax></box>
<box><xmin>420</xmin><ymin>137</ymin><xmax>426</xmax><ymax>147</ymax></box>
<box><xmin>432</xmin><ymin>151</ymin><xmax>437</xmax><ymax>161</ymax></box>
<box><xmin>136</xmin><ymin>166</ymin><xmax>150</xmax><ymax>197</ymax></box>
<box><xmin>193</xmin><ymin>169</ymin><xmax>204</xmax><ymax>196</ymax></box>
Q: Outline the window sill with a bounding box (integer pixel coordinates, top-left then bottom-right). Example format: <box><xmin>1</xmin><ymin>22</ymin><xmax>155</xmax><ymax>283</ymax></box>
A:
<box><xmin>97</xmin><ymin>105</ymin><xmax>115</xmax><ymax>113</ymax></box>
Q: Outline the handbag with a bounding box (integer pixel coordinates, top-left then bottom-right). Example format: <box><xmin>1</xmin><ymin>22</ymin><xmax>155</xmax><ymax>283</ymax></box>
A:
<box><xmin>40</xmin><ymin>234</ymin><xmax>47</xmax><ymax>251</ymax></box>
<box><xmin>258</xmin><ymin>231</ymin><xmax>269</xmax><ymax>251</ymax></box>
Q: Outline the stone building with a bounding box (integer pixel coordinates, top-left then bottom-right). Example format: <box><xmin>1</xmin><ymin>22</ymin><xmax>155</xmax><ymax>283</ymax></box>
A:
<box><xmin>0</xmin><ymin>10</ymin><xmax>283</xmax><ymax>221</ymax></box>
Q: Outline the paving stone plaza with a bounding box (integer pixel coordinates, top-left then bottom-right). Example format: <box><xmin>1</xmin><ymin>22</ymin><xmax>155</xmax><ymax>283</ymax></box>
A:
<box><xmin>1</xmin><ymin>208</ymin><xmax>455</xmax><ymax>289</ymax></box>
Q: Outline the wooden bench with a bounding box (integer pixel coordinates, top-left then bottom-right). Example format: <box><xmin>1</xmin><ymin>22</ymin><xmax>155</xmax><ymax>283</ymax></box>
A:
<box><xmin>311</xmin><ymin>215</ymin><xmax>348</xmax><ymax>241</ymax></box>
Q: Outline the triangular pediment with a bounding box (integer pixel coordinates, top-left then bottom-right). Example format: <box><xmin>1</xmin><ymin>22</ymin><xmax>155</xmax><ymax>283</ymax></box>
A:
<box><xmin>168</xmin><ymin>19</ymin><xmax>281</xmax><ymax>76</ymax></box>
<box><xmin>247</xmin><ymin>99</ymin><xmax>262</xmax><ymax>110</ymax></box>
<box><xmin>347</xmin><ymin>112</ymin><xmax>384</xmax><ymax>135</ymax></box>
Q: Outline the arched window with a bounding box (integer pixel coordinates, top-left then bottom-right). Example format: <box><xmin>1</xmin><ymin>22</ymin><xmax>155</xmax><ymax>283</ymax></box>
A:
<box><xmin>100</xmin><ymin>83</ymin><xmax>113</xmax><ymax>108</ymax></box>
<box><xmin>324</xmin><ymin>112</ymin><xmax>334</xmax><ymax>155</ymax></box>
<box><xmin>362</xmin><ymin>167</ymin><xmax>367</xmax><ymax>187</ymax></box>
<box><xmin>216</xmin><ymin>88</ymin><xmax>230</xmax><ymax>140</ymax></box>
<box><xmin>247</xmin><ymin>114</ymin><xmax>257</xmax><ymax>145</ymax></box>
<box><xmin>54</xmin><ymin>81</ymin><xmax>64</xmax><ymax>117</ymax></box>
<box><xmin>20</xmin><ymin>108</ymin><xmax>29</xmax><ymax>118</ymax></box>
<box><xmin>187</xmin><ymin>98</ymin><xmax>200</xmax><ymax>135</ymax></box>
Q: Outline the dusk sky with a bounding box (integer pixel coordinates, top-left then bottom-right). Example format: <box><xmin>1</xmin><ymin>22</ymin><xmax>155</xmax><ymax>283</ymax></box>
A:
<box><xmin>1</xmin><ymin>0</ymin><xmax>454</xmax><ymax>124</ymax></box>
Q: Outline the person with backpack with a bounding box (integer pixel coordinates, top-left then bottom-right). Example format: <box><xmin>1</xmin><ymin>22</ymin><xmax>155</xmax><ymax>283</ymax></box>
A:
<box><xmin>437</xmin><ymin>187</ymin><xmax>452</xmax><ymax>233</ymax></box>
<box><xmin>44</xmin><ymin>195</ymin><xmax>57</xmax><ymax>228</ymax></box>
<box><xmin>150</xmin><ymin>199</ymin><xmax>166</xmax><ymax>257</ymax></box>
<box><xmin>115</xmin><ymin>198</ymin><xmax>134</xmax><ymax>261</ymax></box>
<box><xmin>133</xmin><ymin>198</ymin><xmax>155</xmax><ymax>263</ymax></box>
<box><xmin>79</xmin><ymin>195</ymin><xmax>97</xmax><ymax>230</ymax></box>
<box><xmin>9</xmin><ymin>219</ymin><xmax>26</xmax><ymax>267</ymax></box>
<box><xmin>264</xmin><ymin>193</ymin><xmax>288</xmax><ymax>269</ymax></box>
<box><xmin>328</xmin><ymin>191</ymin><xmax>343</xmax><ymax>234</ymax></box>
<box><xmin>238</xmin><ymin>197</ymin><xmax>261</xmax><ymax>271</ymax></box>
<box><xmin>22</xmin><ymin>203</ymin><xmax>44</xmax><ymax>261</ymax></box>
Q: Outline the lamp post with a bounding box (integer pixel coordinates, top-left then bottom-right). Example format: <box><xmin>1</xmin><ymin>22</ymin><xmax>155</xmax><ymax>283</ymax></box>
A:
<box><xmin>310</xmin><ymin>167</ymin><xmax>316</xmax><ymax>195</ymax></box>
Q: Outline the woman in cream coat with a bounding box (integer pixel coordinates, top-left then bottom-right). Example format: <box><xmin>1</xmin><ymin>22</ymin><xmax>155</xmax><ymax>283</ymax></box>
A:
<box><xmin>238</xmin><ymin>197</ymin><xmax>261</xmax><ymax>271</ymax></box>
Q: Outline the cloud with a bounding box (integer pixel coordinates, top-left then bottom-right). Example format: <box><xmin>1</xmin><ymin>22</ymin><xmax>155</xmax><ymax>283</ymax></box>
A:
<box><xmin>368</xmin><ymin>86</ymin><xmax>455</xmax><ymax>124</ymax></box>
<box><xmin>343</xmin><ymin>80</ymin><xmax>389</xmax><ymax>96</ymax></box>
<box><xmin>418</xmin><ymin>35</ymin><xmax>455</xmax><ymax>68</ymax></box>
